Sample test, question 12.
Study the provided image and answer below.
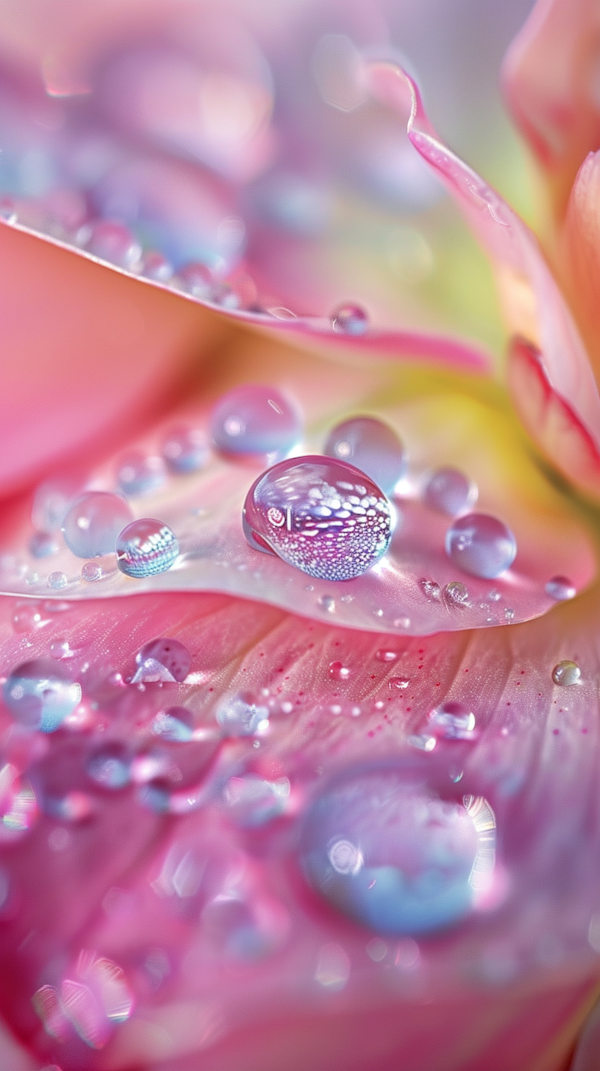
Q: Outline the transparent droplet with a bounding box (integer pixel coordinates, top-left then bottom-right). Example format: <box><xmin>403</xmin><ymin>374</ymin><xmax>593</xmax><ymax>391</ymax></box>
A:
<box><xmin>545</xmin><ymin>576</ymin><xmax>576</xmax><ymax>601</ymax></box>
<box><xmin>87</xmin><ymin>743</ymin><xmax>131</xmax><ymax>789</ymax></box>
<box><xmin>243</xmin><ymin>456</ymin><xmax>392</xmax><ymax>581</ymax></box>
<box><xmin>2</xmin><ymin>660</ymin><xmax>82</xmax><ymax>732</ymax></box>
<box><xmin>376</xmin><ymin>649</ymin><xmax>399</xmax><ymax>663</ymax></box>
<box><xmin>301</xmin><ymin>765</ymin><xmax>492</xmax><ymax>935</ymax></box>
<box><xmin>420</xmin><ymin>578</ymin><xmax>441</xmax><ymax>601</ymax></box>
<box><xmin>324</xmin><ymin>416</ymin><xmax>406</xmax><ymax>493</ymax></box>
<box><xmin>0</xmin><ymin>196</ymin><xmax>17</xmax><ymax>223</ymax></box>
<box><xmin>29</xmin><ymin>532</ymin><xmax>59</xmax><ymax>559</ymax></box>
<box><xmin>216</xmin><ymin>693</ymin><xmax>269</xmax><ymax>736</ymax></box>
<box><xmin>133</xmin><ymin>638</ymin><xmax>191</xmax><ymax>683</ymax></box>
<box><xmin>176</xmin><ymin>261</ymin><xmax>213</xmax><ymax>299</ymax></box>
<box><xmin>443</xmin><ymin>581</ymin><xmax>469</xmax><ymax>607</ymax></box>
<box><xmin>319</xmin><ymin>594</ymin><xmax>336</xmax><ymax>612</ymax></box>
<box><xmin>50</xmin><ymin>639</ymin><xmax>73</xmax><ymax>660</ymax></box>
<box><xmin>62</xmin><ymin>492</ymin><xmax>134</xmax><ymax>558</ymax></box>
<box><xmin>80</xmin><ymin>219</ymin><xmax>142</xmax><ymax>271</ymax></box>
<box><xmin>161</xmin><ymin>424</ymin><xmax>208</xmax><ymax>474</ymax></box>
<box><xmin>424</xmin><ymin>468</ymin><xmax>477</xmax><ymax>516</ymax></box>
<box><xmin>428</xmin><ymin>701</ymin><xmax>477</xmax><ymax>740</ymax></box>
<box><xmin>389</xmin><ymin>676</ymin><xmax>410</xmax><ymax>691</ymax></box>
<box><xmin>223</xmin><ymin>774</ymin><xmax>290</xmax><ymax>827</ymax></box>
<box><xmin>48</xmin><ymin>571</ymin><xmax>68</xmax><ymax>590</ymax></box>
<box><xmin>81</xmin><ymin>561</ymin><xmax>103</xmax><ymax>582</ymax></box>
<box><xmin>329</xmin><ymin>661</ymin><xmax>351</xmax><ymax>681</ymax></box>
<box><xmin>142</xmin><ymin>250</ymin><xmax>173</xmax><ymax>282</ymax></box>
<box><xmin>152</xmin><ymin>707</ymin><xmax>194</xmax><ymax>742</ymax></box>
<box><xmin>445</xmin><ymin>513</ymin><xmax>516</xmax><ymax>579</ymax></box>
<box><xmin>552</xmin><ymin>660</ymin><xmax>581</xmax><ymax>686</ymax></box>
<box><xmin>331</xmin><ymin>303</ymin><xmax>368</xmax><ymax>335</ymax></box>
<box><xmin>116</xmin><ymin>519</ymin><xmax>179</xmax><ymax>578</ymax></box>
<box><xmin>211</xmin><ymin>385</ymin><xmax>301</xmax><ymax>459</ymax></box>
<box><xmin>117</xmin><ymin>451</ymin><xmax>166</xmax><ymax>496</ymax></box>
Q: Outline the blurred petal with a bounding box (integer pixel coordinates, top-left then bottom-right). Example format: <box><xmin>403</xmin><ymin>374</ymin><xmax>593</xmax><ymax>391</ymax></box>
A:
<box><xmin>502</xmin><ymin>0</ymin><xmax>600</xmax><ymax>220</ymax></box>
<box><xmin>558</xmin><ymin>152</ymin><xmax>600</xmax><ymax>382</ymax></box>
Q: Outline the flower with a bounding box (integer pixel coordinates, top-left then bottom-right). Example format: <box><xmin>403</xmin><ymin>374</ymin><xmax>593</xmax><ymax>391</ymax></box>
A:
<box><xmin>0</xmin><ymin>1</ymin><xmax>600</xmax><ymax>1069</ymax></box>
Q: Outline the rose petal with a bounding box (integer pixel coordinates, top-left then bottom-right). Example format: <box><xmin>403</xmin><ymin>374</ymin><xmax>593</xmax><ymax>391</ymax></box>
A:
<box><xmin>558</xmin><ymin>152</ymin><xmax>600</xmax><ymax>385</ymax></box>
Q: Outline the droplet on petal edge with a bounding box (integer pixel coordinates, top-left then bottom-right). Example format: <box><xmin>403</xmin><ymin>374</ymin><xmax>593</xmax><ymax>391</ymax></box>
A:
<box><xmin>211</xmin><ymin>385</ymin><xmax>301</xmax><ymax>459</ymax></box>
<box><xmin>324</xmin><ymin>416</ymin><xmax>406</xmax><ymax>493</ymax></box>
<box><xmin>116</xmin><ymin>519</ymin><xmax>179</xmax><ymax>578</ymax></box>
<box><xmin>545</xmin><ymin>576</ymin><xmax>576</xmax><ymax>601</ymax></box>
<box><xmin>243</xmin><ymin>455</ymin><xmax>392</xmax><ymax>581</ymax></box>
<box><xmin>445</xmin><ymin>514</ymin><xmax>516</xmax><ymax>579</ymax></box>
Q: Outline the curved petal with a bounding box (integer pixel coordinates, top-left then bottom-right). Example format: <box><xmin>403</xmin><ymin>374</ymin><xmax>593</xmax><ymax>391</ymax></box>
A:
<box><xmin>364</xmin><ymin>60</ymin><xmax>600</xmax><ymax>500</ymax></box>
<box><xmin>558</xmin><ymin>152</ymin><xmax>600</xmax><ymax>381</ymax></box>
<box><xmin>502</xmin><ymin>0</ymin><xmax>600</xmax><ymax>221</ymax></box>
<box><xmin>1</xmin><ymin>587</ymin><xmax>600</xmax><ymax>1069</ymax></box>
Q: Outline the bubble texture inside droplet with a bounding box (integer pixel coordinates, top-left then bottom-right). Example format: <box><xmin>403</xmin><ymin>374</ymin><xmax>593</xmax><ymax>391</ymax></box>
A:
<box><xmin>211</xmin><ymin>385</ymin><xmax>301</xmax><ymax>458</ymax></box>
<box><xmin>116</xmin><ymin>519</ymin><xmax>179</xmax><ymax>578</ymax></box>
<box><xmin>424</xmin><ymin>468</ymin><xmax>477</xmax><ymax>516</ymax></box>
<box><xmin>445</xmin><ymin>513</ymin><xmax>516</xmax><ymax>579</ymax></box>
<box><xmin>324</xmin><ymin>417</ymin><xmax>405</xmax><ymax>493</ymax></box>
<box><xmin>2</xmin><ymin>659</ymin><xmax>82</xmax><ymax>732</ymax></box>
<box><xmin>243</xmin><ymin>455</ymin><xmax>392</xmax><ymax>581</ymax></box>
<box><xmin>62</xmin><ymin>492</ymin><xmax>134</xmax><ymax>558</ymax></box>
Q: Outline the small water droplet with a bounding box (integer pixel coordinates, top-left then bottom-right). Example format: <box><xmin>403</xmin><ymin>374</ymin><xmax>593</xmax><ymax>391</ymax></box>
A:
<box><xmin>0</xmin><ymin>196</ymin><xmax>17</xmax><ymax>223</ymax></box>
<box><xmin>87</xmin><ymin>743</ymin><xmax>131</xmax><ymax>789</ymax></box>
<box><xmin>161</xmin><ymin>424</ymin><xmax>208</xmax><ymax>474</ymax></box>
<box><xmin>12</xmin><ymin>603</ymin><xmax>48</xmax><ymax>634</ymax></box>
<box><xmin>376</xmin><ymin>649</ymin><xmax>399</xmax><ymax>663</ymax></box>
<box><xmin>133</xmin><ymin>638</ymin><xmax>191</xmax><ymax>683</ymax></box>
<box><xmin>81</xmin><ymin>561</ymin><xmax>103</xmax><ymax>582</ymax></box>
<box><xmin>424</xmin><ymin>468</ymin><xmax>477</xmax><ymax>516</ymax></box>
<box><xmin>243</xmin><ymin>456</ymin><xmax>392</xmax><ymax>581</ymax></box>
<box><xmin>445</xmin><ymin>513</ymin><xmax>516</xmax><ymax>579</ymax></box>
<box><xmin>211</xmin><ymin>385</ymin><xmax>301</xmax><ymax>459</ymax></box>
<box><xmin>319</xmin><ymin>595</ymin><xmax>336</xmax><ymax>612</ymax></box>
<box><xmin>552</xmin><ymin>660</ymin><xmax>581</xmax><ymax>686</ymax></box>
<box><xmin>48</xmin><ymin>571</ymin><xmax>68</xmax><ymax>590</ymax></box>
<box><xmin>50</xmin><ymin>639</ymin><xmax>73</xmax><ymax>660</ymax></box>
<box><xmin>80</xmin><ymin>219</ymin><xmax>142</xmax><ymax>270</ymax></box>
<box><xmin>324</xmin><ymin>416</ymin><xmax>405</xmax><ymax>493</ymax></box>
<box><xmin>216</xmin><ymin>693</ymin><xmax>269</xmax><ymax>736</ymax></box>
<box><xmin>2</xmin><ymin>660</ymin><xmax>82</xmax><ymax>732</ymax></box>
<box><xmin>62</xmin><ymin>492</ymin><xmax>134</xmax><ymax>558</ymax></box>
<box><xmin>331</xmin><ymin>303</ymin><xmax>368</xmax><ymax>335</ymax></box>
<box><xmin>329</xmin><ymin>661</ymin><xmax>351</xmax><ymax>681</ymax></box>
<box><xmin>152</xmin><ymin>707</ymin><xmax>194</xmax><ymax>742</ymax></box>
<box><xmin>116</xmin><ymin>519</ymin><xmax>179</xmax><ymax>578</ymax></box>
<box><xmin>545</xmin><ymin>576</ymin><xmax>576</xmax><ymax>601</ymax></box>
<box><xmin>176</xmin><ymin>261</ymin><xmax>213</xmax><ymax>298</ymax></box>
<box><xmin>389</xmin><ymin>676</ymin><xmax>410</xmax><ymax>691</ymax></box>
<box><xmin>504</xmin><ymin>607</ymin><xmax>515</xmax><ymax>622</ymax></box>
<box><xmin>443</xmin><ymin>581</ymin><xmax>469</xmax><ymax>607</ymax></box>
<box><xmin>142</xmin><ymin>250</ymin><xmax>173</xmax><ymax>282</ymax></box>
<box><xmin>394</xmin><ymin>616</ymin><xmax>411</xmax><ymax>629</ymax></box>
<box><xmin>428</xmin><ymin>701</ymin><xmax>477</xmax><ymax>740</ymax></box>
<box><xmin>117</xmin><ymin>451</ymin><xmax>166</xmax><ymax>496</ymax></box>
<box><xmin>408</xmin><ymin>734</ymin><xmax>437</xmax><ymax>751</ymax></box>
<box><xmin>420</xmin><ymin>578</ymin><xmax>441</xmax><ymax>601</ymax></box>
<box><xmin>488</xmin><ymin>590</ymin><xmax>501</xmax><ymax>602</ymax></box>
<box><xmin>29</xmin><ymin>532</ymin><xmax>59</xmax><ymax>559</ymax></box>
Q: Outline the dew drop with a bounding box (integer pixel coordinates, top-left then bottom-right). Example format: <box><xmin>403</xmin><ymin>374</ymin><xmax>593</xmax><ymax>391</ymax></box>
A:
<box><xmin>0</xmin><ymin>195</ymin><xmax>17</xmax><ymax>223</ymax></box>
<box><xmin>133</xmin><ymin>638</ymin><xmax>191</xmax><ymax>683</ymax></box>
<box><xmin>445</xmin><ymin>513</ymin><xmax>516</xmax><ymax>579</ymax></box>
<box><xmin>443</xmin><ymin>581</ymin><xmax>469</xmax><ymax>607</ymax></box>
<box><xmin>87</xmin><ymin>743</ymin><xmax>131</xmax><ymax>789</ymax></box>
<box><xmin>424</xmin><ymin>468</ymin><xmax>477</xmax><ymax>516</ymax></box>
<box><xmin>2</xmin><ymin>660</ymin><xmax>82</xmax><ymax>732</ymax></box>
<box><xmin>152</xmin><ymin>707</ymin><xmax>194</xmax><ymax>742</ymax></box>
<box><xmin>552</xmin><ymin>660</ymin><xmax>581</xmax><ymax>686</ymax></box>
<box><xmin>376</xmin><ymin>650</ymin><xmax>399</xmax><ymax>663</ymax></box>
<box><xmin>545</xmin><ymin>576</ymin><xmax>576</xmax><ymax>601</ymax></box>
<box><xmin>50</xmin><ymin>639</ymin><xmax>73</xmax><ymax>660</ymax></box>
<box><xmin>81</xmin><ymin>561</ymin><xmax>103</xmax><ymax>582</ymax></box>
<box><xmin>389</xmin><ymin>676</ymin><xmax>410</xmax><ymax>691</ymax></box>
<box><xmin>211</xmin><ymin>385</ymin><xmax>301</xmax><ymax>459</ymax></box>
<box><xmin>117</xmin><ymin>451</ymin><xmax>166</xmax><ymax>496</ymax></box>
<box><xmin>243</xmin><ymin>456</ymin><xmax>392</xmax><ymax>581</ymax></box>
<box><xmin>216</xmin><ymin>693</ymin><xmax>269</xmax><ymax>736</ymax></box>
<box><xmin>301</xmin><ymin>765</ymin><xmax>493</xmax><ymax>935</ymax></box>
<box><xmin>62</xmin><ymin>492</ymin><xmax>134</xmax><ymax>558</ymax></box>
<box><xmin>161</xmin><ymin>424</ymin><xmax>208</xmax><ymax>474</ymax></box>
<box><xmin>324</xmin><ymin>417</ymin><xmax>405</xmax><ymax>494</ymax></box>
<box><xmin>420</xmin><ymin>578</ymin><xmax>441</xmax><ymax>601</ymax></box>
<box><xmin>329</xmin><ymin>661</ymin><xmax>351</xmax><ymax>681</ymax></box>
<box><xmin>142</xmin><ymin>250</ymin><xmax>174</xmax><ymax>282</ymax></box>
<box><xmin>116</xmin><ymin>519</ymin><xmax>179</xmax><ymax>578</ymax></box>
<box><xmin>331</xmin><ymin>303</ymin><xmax>369</xmax><ymax>335</ymax></box>
<box><xmin>48</xmin><ymin>571</ymin><xmax>68</xmax><ymax>590</ymax></box>
<box><xmin>29</xmin><ymin>532</ymin><xmax>59</xmax><ymax>559</ymax></box>
<box><xmin>223</xmin><ymin>774</ymin><xmax>290</xmax><ymax>827</ymax></box>
<box><xmin>319</xmin><ymin>595</ymin><xmax>336</xmax><ymax>612</ymax></box>
<box><xmin>80</xmin><ymin>219</ymin><xmax>142</xmax><ymax>270</ymax></box>
<box><xmin>428</xmin><ymin>701</ymin><xmax>477</xmax><ymax>740</ymax></box>
<box><xmin>176</xmin><ymin>261</ymin><xmax>213</xmax><ymax>299</ymax></box>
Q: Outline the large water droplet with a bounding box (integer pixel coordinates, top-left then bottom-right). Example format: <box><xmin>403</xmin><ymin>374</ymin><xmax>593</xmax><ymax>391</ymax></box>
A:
<box><xmin>62</xmin><ymin>492</ymin><xmax>134</xmax><ymax>558</ymax></box>
<box><xmin>545</xmin><ymin>576</ymin><xmax>576</xmax><ymax>601</ymax></box>
<box><xmin>331</xmin><ymin>303</ymin><xmax>369</xmax><ymax>335</ymax></box>
<box><xmin>445</xmin><ymin>513</ymin><xmax>516</xmax><ymax>579</ymax></box>
<box><xmin>424</xmin><ymin>468</ymin><xmax>477</xmax><ymax>516</ymax></box>
<box><xmin>216</xmin><ymin>693</ymin><xmax>269</xmax><ymax>736</ymax></box>
<box><xmin>428</xmin><ymin>701</ymin><xmax>477</xmax><ymax>740</ymax></box>
<box><xmin>211</xmin><ymin>385</ymin><xmax>301</xmax><ymax>459</ymax></box>
<box><xmin>117</xmin><ymin>451</ymin><xmax>166</xmax><ymax>496</ymax></box>
<box><xmin>152</xmin><ymin>706</ymin><xmax>194</xmax><ymax>742</ymax></box>
<box><xmin>301</xmin><ymin>765</ymin><xmax>493</xmax><ymax>935</ymax></box>
<box><xmin>552</xmin><ymin>660</ymin><xmax>581</xmax><ymax>686</ymax></box>
<box><xmin>243</xmin><ymin>455</ymin><xmax>392</xmax><ymax>581</ymax></box>
<box><xmin>116</xmin><ymin>519</ymin><xmax>179</xmax><ymax>578</ymax></box>
<box><xmin>133</xmin><ymin>638</ymin><xmax>191</xmax><ymax>683</ymax></box>
<box><xmin>80</xmin><ymin>219</ymin><xmax>142</xmax><ymax>271</ymax></box>
<box><xmin>161</xmin><ymin>424</ymin><xmax>208</xmax><ymax>474</ymax></box>
<box><xmin>2</xmin><ymin>660</ymin><xmax>82</xmax><ymax>732</ymax></box>
<box><xmin>87</xmin><ymin>743</ymin><xmax>131</xmax><ymax>789</ymax></box>
<box><xmin>323</xmin><ymin>416</ymin><xmax>405</xmax><ymax>493</ymax></box>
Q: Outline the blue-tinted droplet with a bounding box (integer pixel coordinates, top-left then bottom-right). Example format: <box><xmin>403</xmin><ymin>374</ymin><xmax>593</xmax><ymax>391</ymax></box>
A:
<box><xmin>216</xmin><ymin>693</ymin><xmax>269</xmax><ymax>736</ymax></box>
<box><xmin>161</xmin><ymin>425</ymin><xmax>208</xmax><ymax>474</ymax></box>
<box><xmin>301</xmin><ymin>765</ymin><xmax>487</xmax><ymax>935</ymax></box>
<box><xmin>29</xmin><ymin>532</ymin><xmax>59</xmax><ymax>559</ymax></box>
<box><xmin>177</xmin><ymin>262</ymin><xmax>213</xmax><ymax>299</ymax></box>
<box><xmin>87</xmin><ymin>743</ymin><xmax>131</xmax><ymax>789</ymax></box>
<box><xmin>116</xmin><ymin>518</ymin><xmax>179</xmax><ymax>578</ymax></box>
<box><xmin>62</xmin><ymin>492</ymin><xmax>134</xmax><ymax>558</ymax></box>
<box><xmin>428</xmin><ymin>701</ymin><xmax>477</xmax><ymax>741</ymax></box>
<box><xmin>324</xmin><ymin>416</ymin><xmax>405</xmax><ymax>493</ymax></box>
<box><xmin>424</xmin><ymin>468</ymin><xmax>477</xmax><ymax>516</ymax></box>
<box><xmin>211</xmin><ymin>385</ymin><xmax>301</xmax><ymax>459</ymax></box>
<box><xmin>142</xmin><ymin>250</ymin><xmax>174</xmax><ymax>282</ymax></box>
<box><xmin>445</xmin><ymin>513</ymin><xmax>516</xmax><ymax>579</ymax></box>
<box><xmin>152</xmin><ymin>707</ymin><xmax>194</xmax><ymax>742</ymax></box>
<box><xmin>331</xmin><ymin>304</ymin><xmax>369</xmax><ymax>335</ymax></box>
<box><xmin>117</xmin><ymin>451</ymin><xmax>166</xmax><ymax>496</ymax></box>
<box><xmin>545</xmin><ymin>575</ymin><xmax>576</xmax><ymax>601</ymax></box>
<box><xmin>81</xmin><ymin>219</ymin><xmax>142</xmax><ymax>270</ymax></box>
<box><xmin>134</xmin><ymin>638</ymin><xmax>191</xmax><ymax>683</ymax></box>
<box><xmin>48</xmin><ymin>571</ymin><xmax>68</xmax><ymax>590</ymax></box>
<box><xmin>243</xmin><ymin>456</ymin><xmax>392</xmax><ymax>581</ymax></box>
<box><xmin>2</xmin><ymin>659</ymin><xmax>82</xmax><ymax>733</ymax></box>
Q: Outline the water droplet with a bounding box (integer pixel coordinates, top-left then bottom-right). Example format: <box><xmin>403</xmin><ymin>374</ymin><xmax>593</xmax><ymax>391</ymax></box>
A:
<box><xmin>50</xmin><ymin>639</ymin><xmax>73</xmax><ymax>660</ymax></box>
<box><xmin>329</xmin><ymin>661</ymin><xmax>351</xmax><ymax>681</ymax></box>
<box><xmin>12</xmin><ymin>602</ymin><xmax>49</xmax><ymax>634</ymax></box>
<box><xmin>62</xmin><ymin>492</ymin><xmax>134</xmax><ymax>558</ymax></box>
<box><xmin>545</xmin><ymin>576</ymin><xmax>576</xmax><ymax>601</ymax></box>
<box><xmin>81</xmin><ymin>561</ymin><xmax>103</xmax><ymax>582</ymax></box>
<box><xmin>443</xmin><ymin>581</ymin><xmax>469</xmax><ymax>607</ymax></box>
<box><xmin>161</xmin><ymin>424</ymin><xmax>208</xmax><ymax>474</ymax></box>
<box><xmin>389</xmin><ymin>676</ymin><xmax>410</xmax><ymax>691</ymax></box>
<box><xmin>117</xmin><ymin>451</ymin><xmax>166</xmax><ymax>496</ymax></box>
<box><xmin>48</xmin><ymin>571</ymin><xmax>68</xmax><ymax>590</ymax></box>
<box><xmin>133</xmin><ymin>638</ymin><xmax>191</xmax><ymax>683</ymax></box>
<box><xmin>428</xmin><ymin>701</ymin><xmax>477</xmax><ymax>740</ymax></box>
<box><xmin>142</xmin><ymin>250</ymin><xmax>173</xmax><ymax>282</ymax></box>
<box><xmin>0</xmin><ymin>196</ymin><xmax>17</xmax><ymax>223</ymax></box>
<box><xmin>445</xmin><ymin>513</ymin><xmax>516</xmax><ymax>579</ymax></box>
<box><xmin>302</xmin><ymin>765</ymin><xmax>493</xmax><ymax>935</ymax></box>
<box><xmin>420</xmin><ymin>578</ymin><xmax>441</xmax><ymax>601</ymax></box>
<box><xmin>216</xmin><ymin>693</ymin><xmax>269</xmax><ymax>736</ymax></box>
<box><xmin>319</xmin><ymin>594</ymin><xmax>336</xmax><ymax>612</ymax></box>
<box><xmin>552</xmin><ymin>660</ymin><xmax>581</xmax><ymax>686</ymax></box>
<box><xmin>2</xmin><ymin>660</ymin><xmax>82</xmax><ymax>732</ymax></box>
<box><xmin>408</xmin><ymin>734</ymin><xmax>437</xmax><ymax>751</ymax></box>
<box><xmin>504</xmin><ymin>607</ymin><xmax>515</xmax><ymax>622</ymax></box>
<box><xmin>87</xmin><ymin>743</ymin><xmax>131</xmax><ymax>789</ymax></box>
<box><xmin>29</xmin><ymin>532</ymin><xmax>59</xmax><ymax>559</ymax></box>
<box><xmin>211</xmin><ymin>385</ymin><xmax>301</xmax><ymax>459</ymax></box>
<box><xmin>376</xmin><ymin>649</ymin><xmax>399</xmax><ymax>663</ymax></box>
<box><xmin>80</xmin><ymin>219</ymin><xmax>142</xmax><ymax>270</ymax></box>
<box><xmin>116</xmin><ymin>519</ymin><xmax>179</xmax><ymax>578</ymax></box>
<box><xmin>424</xmin><ymin>468</ymin><xmax>477</xmax><ymax>516</ymax></box>
<box><xmin>323</xmin><ymin>416</ymin><xmax>406</xmax><ymax>494</ymax></box>
<box><xmin>176</xmin><ymin>261</ymin><xmax>213</xmax><ymax>299</ymax></box>
<box><xmin>488</xmin><ymin>590</ymin><xmax>501</xmax><ymax>602</ymax></box>
<box><xmin>152</xmin><ymin>707</ymin><xmax>194</xmax><ymax>742</ymax></box>
<box><xmin>224</xmin><ymin>774</ymin><xmax>290</xmax><ymax>827</ymax></box>
<box><xmin>243</xmin><ymin>456</ymin><xmax>392</xmax><ymax>581</ymax></box>
<box><xmin>331</xmin><ymin>303</ymin><xmax>369</xmax><ymax>335</ymax></box>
